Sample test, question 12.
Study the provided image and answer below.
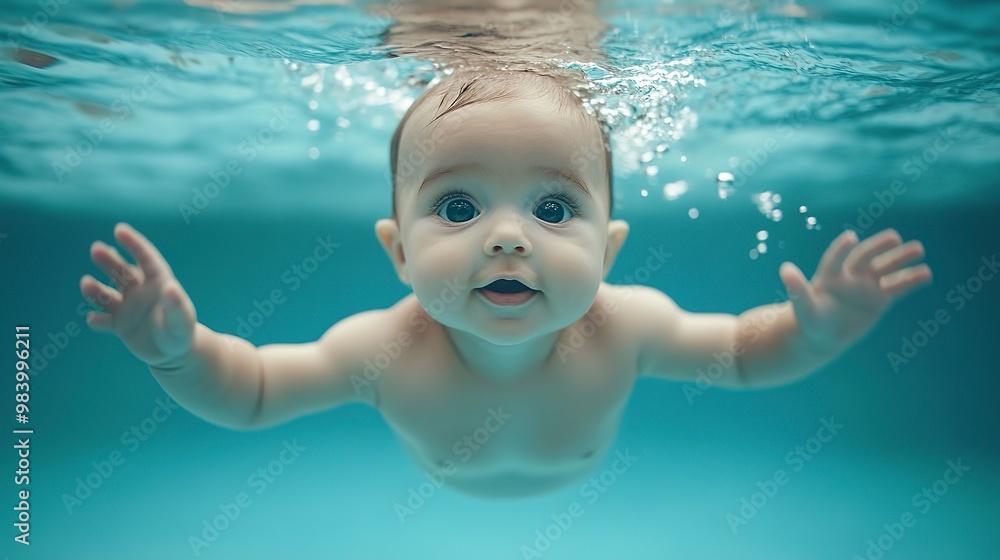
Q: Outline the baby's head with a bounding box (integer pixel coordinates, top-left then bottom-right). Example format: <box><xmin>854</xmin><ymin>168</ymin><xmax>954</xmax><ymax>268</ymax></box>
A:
<box><xmin>376</xmin><ymin>69</ymin><xmax>629</xmax><ymax>345</ymax></box>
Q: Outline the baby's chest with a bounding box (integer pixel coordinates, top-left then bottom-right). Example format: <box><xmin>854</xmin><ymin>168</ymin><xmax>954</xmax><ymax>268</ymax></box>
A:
<box><xmin>378</xmin><ymin>345</ymin><xmax>637</xmax><ymax>468</ymax></box>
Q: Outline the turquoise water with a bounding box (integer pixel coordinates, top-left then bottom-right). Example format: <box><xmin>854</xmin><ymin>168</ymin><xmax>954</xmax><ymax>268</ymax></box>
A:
<box><xmin>2</xmin><ymin>0</ymin><xmax>999</xmax><ymax>558</ymax></box>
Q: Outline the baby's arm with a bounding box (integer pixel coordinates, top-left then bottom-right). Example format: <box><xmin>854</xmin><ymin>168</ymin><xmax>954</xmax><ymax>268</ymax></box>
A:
<box><xmin>81</xmin><ymin>223</ymin><xmax>378</xmax><ymax>430</ymax></box>
<box><xmin>628</xmin><ymin>229</ymin><xmax>931</xmax><ymax>388</ymax></box>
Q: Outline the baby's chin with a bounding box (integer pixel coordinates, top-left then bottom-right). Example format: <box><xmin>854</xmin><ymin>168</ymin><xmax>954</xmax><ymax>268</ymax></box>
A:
<box><xmin>432</xmin><ymin>305</ymin><xmax>591</xmax><ymax>347</ymax></box>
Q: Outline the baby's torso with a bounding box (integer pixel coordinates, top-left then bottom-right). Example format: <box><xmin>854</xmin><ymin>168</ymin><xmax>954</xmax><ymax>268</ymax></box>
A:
<box><xmin>375</xmin><ymin>285</ymin><xmax>639</xmax><ymax>497</ymax></box>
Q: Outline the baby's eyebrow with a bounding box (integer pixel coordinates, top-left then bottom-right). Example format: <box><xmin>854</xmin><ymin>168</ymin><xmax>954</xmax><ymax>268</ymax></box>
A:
<box><xmin>417</xmin><ymin>164</ymin><xmax>594</xmax><ymax>202</ymax></box>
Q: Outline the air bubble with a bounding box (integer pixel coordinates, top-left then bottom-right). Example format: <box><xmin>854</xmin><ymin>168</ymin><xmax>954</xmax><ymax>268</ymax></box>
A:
<box><xmin>640</xmin><ymin>189</ymin><xmax>649</xmax><ymax>197</ymax></box>
<box><xmin>757</xmin><ymin>242</ymin><xmax>767</xmax><ymax>254</ymax></box>
<box><xmin>308</xmin><ymin>147</ymin><xmax>319</xmax><ymax>159</ymax></box>
<box><xmin>799</xmin><ymin>205</ymin><xmax>807</xmax><ymax>213</ymax></box>
<box><xmin>646</xmin><ymin>165</ymin><xmax>659</xmax><ymax>176</ymax></box>
<box><xmin>308</xmin><ymin>100</ymin><xmax>318</xmax><ymax>111</ymax></box>
<box><xmin>688</xmin><ymin>208</ymin><xmax>699</xmax><ymax>219</ymax></box>
<box><xmin>307</xmin><ymin>119</ymin><xmax>320</xmax><ymax>131</ymax></box>
<box><xmin>756</xmin><ymin>230</ymin><xmax>768</xmax><ymax>241</ymax></box>
<box><xmin>663</xmin><ymin>180</ymin><xmax>688</xmax><ymax>200</ymax></box>
<box><xmin>640</xmin><ymin>151</ymin><xmax>655</xmax><ymax>163</ymax></box>
<box><xmin>717</xmin><ymin>171</ymin><xmax>735</xmax><ymax>199</ymax></box>
<box><xmin>656</xmin><ymin>143</ymin><xmax>669</xmax><ymax>153</ymax></box>
<box><xmin>754</xmin><ymin>191</ymin><xmax>784</xmax><ymax>221</ymax></box>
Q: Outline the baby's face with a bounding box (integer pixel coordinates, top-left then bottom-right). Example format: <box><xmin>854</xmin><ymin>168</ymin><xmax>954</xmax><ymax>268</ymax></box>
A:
<box><xmin>382</xmin><ymin>96</ymin><xmax>626</xmax><ymax>345</ymax></box>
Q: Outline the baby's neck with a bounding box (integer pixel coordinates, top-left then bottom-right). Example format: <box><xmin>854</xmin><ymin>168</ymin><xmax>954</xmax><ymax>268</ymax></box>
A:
<box><xmin>443</xmin><ymin>327</ymin><xmax>562</xmax><ymax>382</ymax></box>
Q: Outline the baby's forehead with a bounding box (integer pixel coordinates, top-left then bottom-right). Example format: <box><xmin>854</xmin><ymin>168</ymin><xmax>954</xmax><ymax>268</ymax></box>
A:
<box><xmin>409</xmin><ymin>91</ymin><xmax>585</xmax><ymax>138</ymax></box>
<box><xmin>400</xmin><ymin>94</ymin><xmax>604</xmax><ymax>180</ymax></box>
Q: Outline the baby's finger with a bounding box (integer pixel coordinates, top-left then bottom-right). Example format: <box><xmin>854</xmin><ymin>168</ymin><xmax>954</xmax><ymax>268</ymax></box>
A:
<box><xmin>91</xmin><ymin>241</ymin><xmax>145</xmax><ymax>292</ymax></box>
<box><xmin>84</xmin><ymin>310</ymin><xmax>116</xmax><ymax>333</ymax></box>
<box><xmin>879</xmin><ymin>264</ymin><xmax>932</xmax><ymax>299</ymax></box>
<box><xmin>779</xmin><ymin>261</ymin><xmax>817</xmax><ymax>316</ymax></box>
<box><xmin>870</xmin><ymin>240</ymin><xmax>925</xmax><ymax>277</ymax></box>
<box><xmin>113</xmin><ymin>223</ymin><xmax>173</xmax><ymax>280</ymax></box>
<box><xmin>80</xmin><ymin>274</ymin><xmax>123</xmax><ymax>313</ymax></box>
<box><xmin>845</xmin><ymin>229</ymin><xmax>902</xmax><ymax>275</ymax></box>
<box><xmin>816</xmin><ymin>230</ymin><xmax>858</xmax><ymax>277</ymax></box>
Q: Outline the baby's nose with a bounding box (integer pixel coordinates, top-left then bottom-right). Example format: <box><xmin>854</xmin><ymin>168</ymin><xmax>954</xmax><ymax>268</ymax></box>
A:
<box><xmin>484</xmin><ymin>216</ymin><xmax>532</xmax><ymax>256</ymax></box>
<box><xmin>490</xmin><ymin>241</ymin><xmax>528</xmax><ymax>255</ymax></box>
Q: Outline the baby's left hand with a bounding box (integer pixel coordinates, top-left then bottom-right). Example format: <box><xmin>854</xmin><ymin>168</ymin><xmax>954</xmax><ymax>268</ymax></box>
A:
<box><xmin>778</xmin><ymin>229</ymin><xmax>932</xmax><ymax>350</ymax></box>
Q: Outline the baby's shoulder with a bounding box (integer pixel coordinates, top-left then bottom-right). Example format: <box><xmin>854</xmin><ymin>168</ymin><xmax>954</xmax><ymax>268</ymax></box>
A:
<box><xmin>589</xmin><ymin>282</ymin><xmax>684</xmax><ymax>344</ymax></box>
<box><xmin>325</xmin><ymin>293</ymin><xmax>437</xmax><ymax>349</ymax></box>
<box><xmin>315</xmin><ymin>294</ymin><xmax>442</xmax><ymax>406</ymax></box>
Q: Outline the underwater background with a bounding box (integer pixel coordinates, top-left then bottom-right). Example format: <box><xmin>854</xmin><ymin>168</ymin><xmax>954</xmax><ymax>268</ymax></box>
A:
<box><xmin>1</xmin><ymin>0</ymin><xmax>998</xmax><ymax>558</ymax></box>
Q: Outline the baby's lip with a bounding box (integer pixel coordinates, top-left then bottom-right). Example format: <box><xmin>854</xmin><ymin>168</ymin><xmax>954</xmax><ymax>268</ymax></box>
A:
<box><xmin>476</xmin><ymin>277</ymin><xmax>540</xmax><ymax>293</ymax></box>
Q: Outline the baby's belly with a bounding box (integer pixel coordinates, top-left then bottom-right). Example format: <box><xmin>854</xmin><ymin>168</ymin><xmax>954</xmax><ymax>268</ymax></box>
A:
<box><xmin>399</xmin><ymin>421</ymin><xmax>616</xmax><ymax>498</ymax></box>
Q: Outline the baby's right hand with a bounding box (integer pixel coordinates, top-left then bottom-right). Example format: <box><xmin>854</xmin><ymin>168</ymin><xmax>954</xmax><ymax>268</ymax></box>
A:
<box><xmin>80</xmin><ymin>223</ymin><xmax>198</xmax><ymax>369</ymax></box>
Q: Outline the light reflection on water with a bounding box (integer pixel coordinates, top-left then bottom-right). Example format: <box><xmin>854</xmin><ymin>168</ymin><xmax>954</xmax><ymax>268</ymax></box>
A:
<box><xmin>0</xmin><ymin>0</ymin><xmax>997</xmax><ymax>217</ymax></box>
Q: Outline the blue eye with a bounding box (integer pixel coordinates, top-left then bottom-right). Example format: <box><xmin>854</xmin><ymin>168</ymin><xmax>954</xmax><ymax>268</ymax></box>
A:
<box><xmin>430</xmin><ymin>189</ymin><xmax>582</xmax><ymax>224</ymax></box>
<box><xmin>436</xmin><ymin>196</ymin><xmax>479</xmax><ymax>223</ymax></box>
<box><xmin>534</xmin><ymin>195</ymin><xmax>580</xmax><ymax>224</ymax></box>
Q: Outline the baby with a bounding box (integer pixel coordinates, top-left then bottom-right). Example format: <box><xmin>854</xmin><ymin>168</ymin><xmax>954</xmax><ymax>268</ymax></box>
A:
<box><xmin>80</xmin><ymin>69</ymin><xmax>931</xmax><ymax>498</ymax></box>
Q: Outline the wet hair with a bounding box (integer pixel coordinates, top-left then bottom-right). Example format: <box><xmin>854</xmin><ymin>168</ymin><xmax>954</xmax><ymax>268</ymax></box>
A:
<box><xmin>389</xmin><ymin>69</ymin><xmax>613</xmax><ymax>219</ymax></box>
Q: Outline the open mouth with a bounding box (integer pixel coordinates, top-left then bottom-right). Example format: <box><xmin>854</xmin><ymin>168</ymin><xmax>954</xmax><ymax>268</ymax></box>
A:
<box><xmin>476</xmin><ymin>279</ymin><xmax>539</xmax><ymax>306</ymax></box>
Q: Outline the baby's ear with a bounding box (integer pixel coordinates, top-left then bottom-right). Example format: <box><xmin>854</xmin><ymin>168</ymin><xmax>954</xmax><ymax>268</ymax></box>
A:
<box><xmin>602</xmin><ymin>219</ymin><xmax>630</xmax><ymax>277</ymax></box>
<box><xmin>375</xmin><ymin>219</ymin><xmax>410</xmax><ymax>285</ymax></box>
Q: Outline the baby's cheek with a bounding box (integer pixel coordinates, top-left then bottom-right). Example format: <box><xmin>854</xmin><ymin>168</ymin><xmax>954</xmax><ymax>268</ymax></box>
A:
<box><xmin>549</xmin><ymin>245</ymin><xmax>603</xmax><ymax>279</ymax></box>
<box><xmin>407</xmin><ymin>252</ymin><xmax>468</xmax><ymax>315</ymax></box>
<box><xmin>546</xmin><ymin>251</ymin><xmax>603</xmax><ymax>303</ymax></box>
